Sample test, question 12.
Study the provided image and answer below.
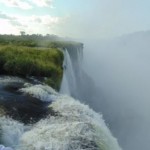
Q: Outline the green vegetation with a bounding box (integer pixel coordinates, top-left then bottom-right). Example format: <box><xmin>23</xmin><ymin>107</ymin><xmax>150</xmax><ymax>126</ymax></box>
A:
<box><xmin>0</xmin><ymin>34</ymin><xmax>59</xmax><ymax>47</ymax></box>
<box><xmin>47</xmin><ymin>41</ymin><xmax>83</xmax><ymax>49</ymax></box>
<box><xmin>0</xmin><ymin>34</ymin><xmax>83</xmax><ymax>90</ymax></box>
<box><xmin>0</xmin><ymin>34</ymin><xmax>83</xmax><ymax>49</ymax></box>
<box><xmin>0</xmin><ymin>46</ymin><xmax>63</xmax><ymax>90</ymax></box>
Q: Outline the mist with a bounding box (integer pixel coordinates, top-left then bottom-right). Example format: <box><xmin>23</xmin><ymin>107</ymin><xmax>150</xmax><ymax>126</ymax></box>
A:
<box><xmin>57</xmin><ymin>0</ymin><xmax>150</xmax><ymax>40</ymax></box>
<box><xmin>59</xmin><ymin>1</ymin><xmax>150</xmax><ymax>149</ymax></box>
<box><xmin>82</xmin><ymin>31</ymin><xmax>150</xmax><ymax>150</ymax></box>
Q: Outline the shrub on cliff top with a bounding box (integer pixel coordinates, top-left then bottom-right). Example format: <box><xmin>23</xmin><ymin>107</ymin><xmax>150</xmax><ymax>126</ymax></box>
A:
<box><xmin>0</xmin><ymin>46</ymin><xmax>63</xmax><ymax>90</ymax></box>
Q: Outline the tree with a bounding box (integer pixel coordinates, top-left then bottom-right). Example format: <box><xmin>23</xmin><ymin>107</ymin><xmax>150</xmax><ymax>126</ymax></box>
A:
<box><xmin>20</xmin><ymin>31</ymin><xmax>25</xmax><ymax>36</ymax></box>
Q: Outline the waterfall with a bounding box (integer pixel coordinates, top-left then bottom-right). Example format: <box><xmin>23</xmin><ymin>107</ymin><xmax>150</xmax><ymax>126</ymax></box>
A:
<box><xmin>0</xmin><ymin>46</ymin><xmax>122</xmax><ymax>150</ymax></box>
<box><xmin>60</xmin><ymin>47</ymin><xmax>86</xmax><ymax>100</ymax></box>
<box><xmin>75</xmin><ymin>47</ymin><xmax>83</xmax><ymax>80</ymax></box>
<box><xmin>59</xmin><ymin>47</ymin><xmax>100</xmax><ymax>104</ymax></box>
<box><xmin>60</xmin><ymin>49</ymin><xmax>78</xmax><ymax>97</ymax></box>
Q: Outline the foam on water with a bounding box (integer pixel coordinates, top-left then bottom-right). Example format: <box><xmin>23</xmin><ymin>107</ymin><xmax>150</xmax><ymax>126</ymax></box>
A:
<box><xmin>0</xmin><ymin>145</ymin><xmax>13</xmax><ymax>150</ymax></box>
<box><xmin>0</xmin><ymin>74</ymin><xmax>122</xmax><ymax>150</ymax></box>
<box><xmin>0</xmin><ymin>117</ymin><xmax>29</xmax><ymax>149</ymax></box>
<box><xmin>0</xmin><ymin>76</ymin><xmax>25</xmax><ymax>85</ymax></box>
<box><xmin>20</xmin><ymin>84</ymin><xmax>58</xmax><ymax>102</ymax></box>
<box><xmin>16</xmin><ymin>84</ymin><xmax>121</xmax><ymax>150</ymax></box>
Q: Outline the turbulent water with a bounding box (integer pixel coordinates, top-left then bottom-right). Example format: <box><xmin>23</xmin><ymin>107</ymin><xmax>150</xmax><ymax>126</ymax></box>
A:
<box><xmin>0</xmin><ymin>47</ymin><xmax>122</xmax><ymax>150</ymax></box>
<box><xmin>0</xmin><ymin>76</ymin><xmax>121</xmax><ymax>150</ymax></box>
<box><xmin>0</xmin><ymin>33</ymin><xmax>148</xmax><ymax>150</ymax></box>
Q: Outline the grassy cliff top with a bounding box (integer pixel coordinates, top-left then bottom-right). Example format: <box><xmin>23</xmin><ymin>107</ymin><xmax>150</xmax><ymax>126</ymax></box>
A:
<box><xmin>0</xmin><ymin>34</ymin><xmax>83</xmax><ymax>90</ymax></box>
<box><xmin>0</xmin><ymin>46</ymin><xmax>63</xmax><ymax>90</ymax></box>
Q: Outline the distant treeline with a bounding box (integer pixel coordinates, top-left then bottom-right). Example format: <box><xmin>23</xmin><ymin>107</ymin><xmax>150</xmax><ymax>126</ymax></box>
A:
<box><xmin>0</xmin><ymin>34</ymin><xmax>83</xmax><ymax>48</ymax></box>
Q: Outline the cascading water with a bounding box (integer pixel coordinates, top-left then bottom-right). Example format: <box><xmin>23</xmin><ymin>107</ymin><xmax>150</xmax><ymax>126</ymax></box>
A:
<box><xmin>75</xmin><ymin>48</ymin><xmax>83</xmax><ymax>84</ymax></box>
<box><xmin>60</xmin><ymin>47</ymin><xmax>87</xmax><ymax>100</ymax></box>
<box><xmin>0</xmin><ymin>46</ymin><xmax>122</xmax><ymax>150</ymax></box>
<box><xmin>60</xmin><ymin>49</ymin><xmax>77</xmax><ymax>97</ymax></box>
<box><xmin>0</xmin><ymin>77</ymin><xmax>122</xmax><ymax>150</ymax></box>
<box><xmin>59</xmin><ymin>47</ymin><xmax>102</xmax><ymax>104</ymax></box>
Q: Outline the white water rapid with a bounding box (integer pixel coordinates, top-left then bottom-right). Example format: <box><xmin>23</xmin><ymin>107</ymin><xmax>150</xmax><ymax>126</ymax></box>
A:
<box><xmin>0</xmin><ymin>81</ymin><xmax>121</xmax><ymax>150</ymax></box>
<box><xmin>0</xmin><ymin>47</ymin><xmax>122</xmax><ymax>150</ymax></box>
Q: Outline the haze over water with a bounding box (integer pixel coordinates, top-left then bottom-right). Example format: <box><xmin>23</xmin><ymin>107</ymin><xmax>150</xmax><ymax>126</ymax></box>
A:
<box><xmin>83</xmin><ymin>33</ymin><xmax>150</xmax><ymax>150</ymax></box>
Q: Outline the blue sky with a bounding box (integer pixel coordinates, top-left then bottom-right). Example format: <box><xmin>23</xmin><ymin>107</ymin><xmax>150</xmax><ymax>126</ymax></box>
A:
<box><xmin>0</xmin><ymin>0</ymin><xmax>150</xmax><ymax>39</ymax></box>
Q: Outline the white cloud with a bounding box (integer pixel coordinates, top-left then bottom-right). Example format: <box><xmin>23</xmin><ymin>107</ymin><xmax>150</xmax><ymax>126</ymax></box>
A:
<box><xmin>0</xmin><ymin>12</ymin><xmax>65</xmax><ymax>35</ymax></box>
<box><xmin>0</xmin><ymin>19</ymin><xmax>20</xmax><ymax>34</ymax></box>
<box><xmin>0</xmin><ymin>11</ymin><xmax>25</xmax><ymax>28</ymax></box>
<box><xmin>31</xmin><ymin>0</ymin><xmax>53</xmax><ymax>8</ymax></box>
<box><xmin>0</xmin><ymin>11</ymin><xmax>13</xmax><ymax>19</ymax></box>
<box><xmin>39</xmin><ymin>15</ymin><xmax>59</xmax><ymax>25</ymax></box>
<box><xmin>0</xmin><ymin>0</ymin><xmax>32</xmax><ymax>9</ymax></box>
<box><xmin>0</xmin><ymin>0</ymin><xmax>54</xmax><ymax>9</ymax></box>
<box><xmin>16</xmin><ymin>15</ymin><xmax>60</xmax><ymax>27</ymax></box>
